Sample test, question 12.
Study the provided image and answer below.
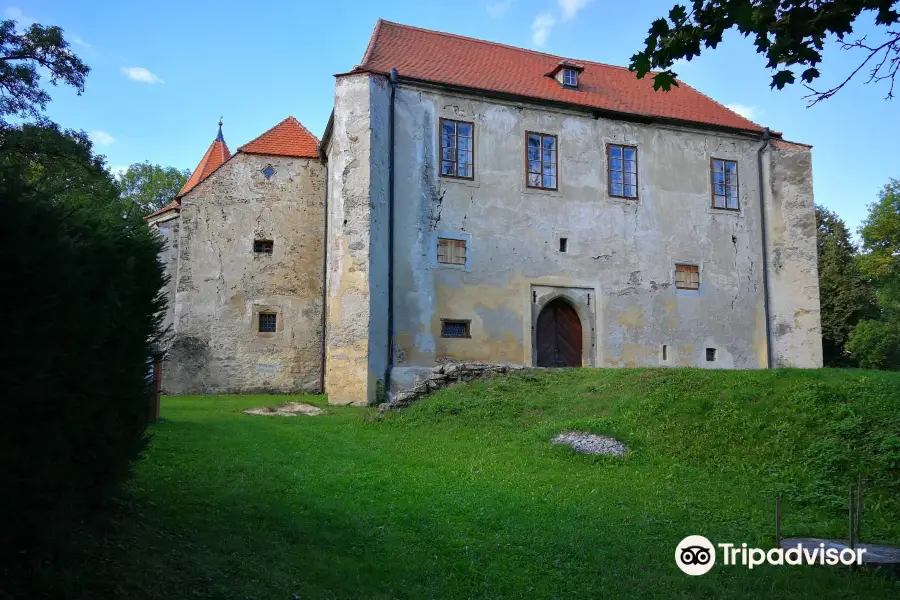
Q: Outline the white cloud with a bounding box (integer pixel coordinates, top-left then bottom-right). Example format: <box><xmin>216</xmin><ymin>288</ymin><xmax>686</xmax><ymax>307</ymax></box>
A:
<box><xmin>531</xmin><ymin>12</ymin><xmax>556</xmax><ymax>47</ymax></box>
<box><xmin>4</xmin><ymin>6</ymin><xmax>34</xmax><ymax>25</ymax></box>
<box><xmin>109</xmin><ymin>165</ymin><xmax>128</xmax><ymax>178</ymax></box>
<box><xmin>70</xmin><ymin>34</ymin><xmax>90</xmax><ymax>48</ymax></box>
<box><xmin>726</xmin><ymin>103</ymin><xmax>764</xmax><ymax>121</ymax></box>
<box><xmin>121</xmin><ymin>66</ymin><xmax>164</xmax><ymax>84</ymax></box>
<box><xmin>558</xmin><ymin>0</ymin><xmax>593</xmax><ymax>22</ymax></box>
<box><xmin>89</xmin><ymin>130</ymin><xmax>116</xmax><ymax>146</ymax></box>
<box><xmin>487</xmin><ymin>0</ymin><xmax>513</xmax><ymax>18</ymax></box>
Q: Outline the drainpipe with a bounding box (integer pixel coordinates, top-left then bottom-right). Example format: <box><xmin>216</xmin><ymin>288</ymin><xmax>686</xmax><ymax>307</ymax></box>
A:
<box><xmin>384</xmin><ymin>67</ymin><xmax>398</xmax><ymax>400</ymax></box>
<box><xmin>757</xmin><ymin>127</ymin><xmax>774</xmax><ymax>368</ymax></box>
<box><xmin>319</xmin><ymin>160</ymin><xmax>329</xmax><ymax>393</ymax></box>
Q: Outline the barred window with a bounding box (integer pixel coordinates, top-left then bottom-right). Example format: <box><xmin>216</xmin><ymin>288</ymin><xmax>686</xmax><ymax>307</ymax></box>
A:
<box><xmin>441</xmin><ymin>319</ymin><xmax>470</xmax><ymax>338</ymax></box>
<box><xmin>258</xmin><ymin>313</ymin><xmax>277</xmax><ymax>333</ymax></box>
<box><xmin>675</xmin><ymin>264</ymin><xmax>700</xmax><ymax>290</ymax></box>
<box><xmin>712</xmin><ymin>159</ymin><xmax>739</xmax><ymax>209</ymax></box>
<box><xmin>440</xmin><ymin>119</ymin><xmax>474</xmax><ymax>179</ymax></box>
<box><xmin>526</xmin><ymin>132</ymin><xmax>557</xmax><ymax>190</ymax></box>
<box><xmin>608</xmin><ymin>144</ymin><xmax>638</xmax><ymax>199</ymax></box>
<box><xmin>254</xmin><ymin>240</ymin><xmax>273</xmax><ymax>254</ymax></box>
<box><xmin>437</xmin><ymin>237</ymin><xmax>467</xmax><ymax>265</ymax></box>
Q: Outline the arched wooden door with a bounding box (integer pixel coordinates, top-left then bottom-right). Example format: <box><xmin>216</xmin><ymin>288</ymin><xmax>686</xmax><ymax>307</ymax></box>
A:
<box><xmin>536</xmin><ymin>298</ymin><xmax>582</xmax><ymax>367</ymax></box>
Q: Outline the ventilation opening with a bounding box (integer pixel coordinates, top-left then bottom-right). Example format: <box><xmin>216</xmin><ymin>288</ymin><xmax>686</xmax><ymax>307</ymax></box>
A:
<box><xmin>559</xmin><ymin>237</ymin><xmax>568</xmax><ymax>253</ymax></box>
<box><xmin>706</xmin><ymin>348</ymin><xmax>716</xmax><ymax>362</ymax></box>
<box><xmin>253</xmin><ymin>240</ymin><xmax>273</xmax><ymax>254</ymax></box>
<box><xmin>259</xmin><ymin>312</ymin><xmax>277</xmax><ymax>333</ymax></box>
<box><xmin>662</xmin><ymin>345</ymin><xmax>668</xmax><ymax>361</ymax></box>
<box><xmin>441</xmin><ymin>319</ymin><xmax>471</xmax><ymax>338</ymax></box>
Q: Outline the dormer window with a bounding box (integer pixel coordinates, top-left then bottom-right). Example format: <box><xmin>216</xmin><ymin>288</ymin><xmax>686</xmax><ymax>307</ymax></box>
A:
<box><xmin>563</xmin><ymin>68</ymin><xmax>578</xmax><ymax>88</ymax></box>
<box><xmin>547</xmin><ymin>60</ymin><xmax>584</xmax><ymax>90</ymax></box>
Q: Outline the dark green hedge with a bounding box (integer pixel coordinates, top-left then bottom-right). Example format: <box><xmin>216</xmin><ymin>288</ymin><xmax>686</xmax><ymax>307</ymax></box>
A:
<box><xmin>0</xmin><ymin>173</ymin><xmax>165</xmax><ymax>559</ymax></box>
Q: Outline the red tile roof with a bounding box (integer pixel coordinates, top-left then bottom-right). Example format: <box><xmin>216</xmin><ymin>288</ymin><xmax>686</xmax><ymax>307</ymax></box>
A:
<box><xmin>238</xmin><ymin>116</ymin><xmax>320</xmax><ymax>158</ymax></box>
<box><xmin>355</xmin><ymin>20</ymin><xmax>765</xmax><ymax>134</ymax></box>
<box><xmin>177</xmin><ymin>136</ymin><xmax>231</xmax><ymax>197</ymax></box>
<box><xmin>144</xmin><ymin>199</ymin><xmax>181</xmax><ymax>221</ymax></box>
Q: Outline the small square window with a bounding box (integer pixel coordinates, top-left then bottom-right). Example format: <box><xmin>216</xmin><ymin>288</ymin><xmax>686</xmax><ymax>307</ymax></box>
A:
<box><xmin>441</xmin><ymin>319</ymin><xmax>470</xmax><ymax>338</ymax></box>
<box><xmin>711</xmin><ymin>159</ymin><xmax>739</xmax><ymax>209</ymax></box>
<box><xmin>259</xmin><ymin>312</ymin><xmax>277</xmax><ymax>333</ymax></box>
<box><xmin>563</xmin><ymin>68</ymin><xmax>578</xmax><ymax>87</ymax></box>
<box><xmin>254</xmin><ymin>240</ymin><xmax>273</xmax><ymax>254</ymax></box>
<box><xmin>675</xmin><ymin>264</ymin><xmax>700</xmax><ymax>290</ymax></box>
<box><xmin>437</xmin><ymin>238</ymin><xmax>467</xmax><ymax>265</ymax></box>
<box><xmin>706</xmin><ymin>348</ymin><xmax>717</xmax><ymax>362</ymax></box>
<box><xmin>262</xmin><ymin>165</ymin><xmax>276</xmax><ymax>179</ymax></box>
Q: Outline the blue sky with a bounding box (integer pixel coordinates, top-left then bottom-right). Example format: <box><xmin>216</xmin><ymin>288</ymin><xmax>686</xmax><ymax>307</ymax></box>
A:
<box><xmin>8</xmin><ymin>0</ymin><xmax>898</xmax><ymax>230</ymax></box>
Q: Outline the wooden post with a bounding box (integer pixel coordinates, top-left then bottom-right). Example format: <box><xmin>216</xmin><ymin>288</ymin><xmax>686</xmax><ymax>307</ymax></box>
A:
<box><xmin>848</xmin><ymin>487</ymin><xmax>855</xmax><ymax>550</ymax></box>
<box><xmin>150</xmin><ymin>358</ymin><xmax>162</xmax><ymax>422</ymax></box>
<box><xmin>775</xmin><ymin>495</ymin><xmax>781</xmax><ymax>549</ymax></box>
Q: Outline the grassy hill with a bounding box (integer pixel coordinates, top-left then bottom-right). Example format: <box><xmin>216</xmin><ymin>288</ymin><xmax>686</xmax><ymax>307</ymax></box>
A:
<box><xmin>22</xmin><ymin>368</ymin><xmax>900</xmax><ymax>599</ymax></box>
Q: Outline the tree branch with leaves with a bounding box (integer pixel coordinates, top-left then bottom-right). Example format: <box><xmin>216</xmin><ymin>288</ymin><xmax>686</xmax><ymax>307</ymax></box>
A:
<box><xmin>630</xmin><ymin>1</ymin><xmax>900</xmax><ymax>107</ymax></box>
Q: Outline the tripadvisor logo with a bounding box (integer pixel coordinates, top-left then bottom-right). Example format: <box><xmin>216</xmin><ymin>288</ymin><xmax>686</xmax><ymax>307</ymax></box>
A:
<box><xmin>675</xmin><ymin>535</ymin><xmax>868</xmax><ymax>575</ymax></box>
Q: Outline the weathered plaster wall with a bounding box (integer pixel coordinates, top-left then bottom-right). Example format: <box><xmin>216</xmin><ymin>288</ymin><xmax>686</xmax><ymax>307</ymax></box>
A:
<box><xmin>764</xmin><ymin>142</ymin><xmax>823</xmax><ymax>367</ymax></box>
<box><xmin>324</xmin><ymin>73</ymin><xmax>390</xmax><ymax>405</ymax></box>
<box><xmin>165</xmin><ymin>152</ymin><xmax>325</xmax><ymax>394</ymax></box>
<box><xmin>387</xmin><ymin>83</ymin><xmax>820</xmax><ymax>389</ymax></box>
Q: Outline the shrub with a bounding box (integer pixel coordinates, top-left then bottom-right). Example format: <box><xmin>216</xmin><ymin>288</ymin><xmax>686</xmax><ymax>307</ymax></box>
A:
<box><xmin>0</xmin><ymin>173</ymin><xmax>165</xmax><ymax>559</ymax></box>
<box><xmin>846</xmin><ymin>319</ymin><xmax>900</xmax><ymax>370</ymax></box>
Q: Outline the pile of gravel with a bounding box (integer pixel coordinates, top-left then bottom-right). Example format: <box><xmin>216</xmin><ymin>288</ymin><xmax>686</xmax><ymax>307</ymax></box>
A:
<box><xmin>551</xmin><ymin>431</ymin><xmax>627</xmax><ymax>456</ymax></box>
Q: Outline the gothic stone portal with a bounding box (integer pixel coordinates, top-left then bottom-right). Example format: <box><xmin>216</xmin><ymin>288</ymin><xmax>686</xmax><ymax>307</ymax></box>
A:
<box><xmin>536</xmin><ymin>298</ymin><xmax>583</xmax><ymax>367</ymax></box>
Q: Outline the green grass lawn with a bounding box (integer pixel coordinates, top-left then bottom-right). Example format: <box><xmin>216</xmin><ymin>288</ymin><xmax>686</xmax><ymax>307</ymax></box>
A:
<box><xmin>49</xmin><ymin>369</ymin><xmax>900</xmax><ymax>598</ymax></box>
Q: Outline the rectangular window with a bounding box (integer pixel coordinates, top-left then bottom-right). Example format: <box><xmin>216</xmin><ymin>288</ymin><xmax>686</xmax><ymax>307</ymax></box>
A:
<box><xmin>254</xmin><ymin>240</ymin><xmax>273</xmax><ymax>254</ymax></box>
<box><xmin>559</xmin><ymin>237</ymin><xmax>568</xmax><ymax>253</ymax></box>
<box><xmin>706</xmin><ymin>348</ymin><xmax>717</xmax><ymax>362</ymax></box>
<box><xmin>608</xmin><ymin>144</ymin><xmax>638</xmax><ymax>199</ymax></box>
<box><xmin>711</xmin><ymin>158</ymin><xmax>739</xmax><ymax>209</ymax></box>
<box><xmin>563</xmin><ymin>69</ymin><xmax>578</xmax><ymax>87</ymax></box>
<box><xmin>662</xmin><ymin>345</ymin><xmax>668</xmax><ymax>361</ymax></box>
<box><xmin>441</xmin><ymin>319</ymin><xmax>471</xmax><ymax>338</ymax></box>
<box><xmin>440</xmin><ymin>118</ymin><xmax>474</xmax><ymax>179</ymax></box>
<box><xmin>675</xmin><ymin>264</ymin><xmax>700</xmax><ymax>290</ymax></box>
<box><xmin>437</xmin><ymin>237</ymin><xmax>467</xmax><ymax>265</ymax></box>
<box><xmin>526</xmin><ymin>132</ymin><xmax>557</xmax><ymax>190</ymax></box>
<box><xmin>258</xmin><ymin>312</ymin><xmax>277</xmax><ymax>333</ymax></box>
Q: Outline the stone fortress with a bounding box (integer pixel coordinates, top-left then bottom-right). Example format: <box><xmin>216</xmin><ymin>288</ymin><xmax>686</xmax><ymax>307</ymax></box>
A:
<box><xmin>147</xmin><ymin>20</ymin><xmax>823</xmax><ymax>405</ymax></box>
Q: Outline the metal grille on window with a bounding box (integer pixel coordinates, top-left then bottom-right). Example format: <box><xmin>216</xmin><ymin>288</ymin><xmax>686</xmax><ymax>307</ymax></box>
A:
<box><xmin>441</xmin><ymin>320</ymin><xmax>470</xmax><ymax>338</ymax></box>
<box><xmin>609</xmin><ymin>144</ymin><xmax>637</xmax><ymax>198</ymax></box>
<box><xmin>262</xmin><ymin>165</ymin><xmax>276</xmax><ymax>179</ymax></box>
<box><xmin>675</xmin><ymin>264</ymin><xmax>700</xmax><ymax>290</ymax></box>
<box><xmin>259</xmin><ymin>313</ymin><xmax>277</xmax><ymax>333</ymax></box>
<box><xmin>527</xmin><ymin>133</ymin><xmax>557</xmax><ymax>190</ymax></box>
<box><xmin>254</xmin><ymin>240</ymin><xmax>273</xmax><ymax>254</ymax></box>
<box><xmin>437</xmin><ymin>238</ymin><xmax>466</xmax><ymax>265</ymax></box>
<box><xmin>440</xmin><ymin>119</ymin><xmax>473</xmax><ymax>179</ymax></box>
<box><xmin>712</xmin><ymin>159</ymin><xmax>739</xmax><ymax>209</ymax></box>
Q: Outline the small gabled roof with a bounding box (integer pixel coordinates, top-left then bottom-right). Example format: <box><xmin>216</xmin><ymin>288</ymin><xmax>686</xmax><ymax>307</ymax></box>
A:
<box><xmin>352</xmin><ymin>20</ymin><xmax>765</xmax><ymax>134</ymax></box>
<box><xmin>238</xmin><ymin>116</ymin><xmax>320</xmax><ymax>158</ymax></box>
<box><xmin>177</xmin><ymin>121</ymin><xmax>231</xmax><ymax>198</ymax></box>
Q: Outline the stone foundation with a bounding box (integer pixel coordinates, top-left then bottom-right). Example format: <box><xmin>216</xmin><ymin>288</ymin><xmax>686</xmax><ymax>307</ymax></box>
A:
<box><xmin>381</xmin><ymin>361</ymin><xmax>526</xmax><ymax>410</ymax></box>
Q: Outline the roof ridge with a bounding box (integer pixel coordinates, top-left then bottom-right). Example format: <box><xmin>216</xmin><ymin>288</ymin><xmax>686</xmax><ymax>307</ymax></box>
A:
<box><xmin>372</xmin><ymin>19</ymin><xmax>645</xmax><ymax>75</ymax></box>
<box><xmin>287</xmin><ymin>115</ymin><xmax>321</xmax><ymax>144</ymax></box>
<box><xmin>238</xmin><ymin>116</ymin><xmax>294</xmax><ymax>152</ymax></box>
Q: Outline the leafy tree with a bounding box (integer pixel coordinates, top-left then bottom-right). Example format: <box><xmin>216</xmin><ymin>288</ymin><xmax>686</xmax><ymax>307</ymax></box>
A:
<box><xmin>118</xmin><ymin>161</ymin><xmax>189</xmax><ymax>216</ymax></box>
<box><xmin>0</xmin><ymin>18</ymin><xmax>90</xmax><ymax>125</ymax></box>
<box><xmin>630</xmin><ymin>1</ymin><xmax>900</xmax><ymax>106</ymax></box>
<box><xmin>847</xmin><ymin>179</ymin><xmax>900</xmax><ymax>369</ymax></box>
<box><xmin>815</xmin><ymin>205</ymin><xmax>876</xmax><ymax>366</ymax></box>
